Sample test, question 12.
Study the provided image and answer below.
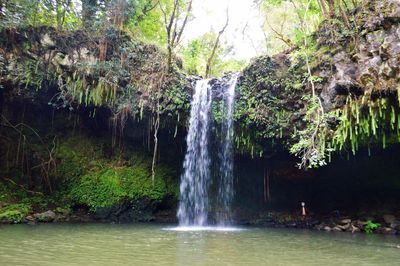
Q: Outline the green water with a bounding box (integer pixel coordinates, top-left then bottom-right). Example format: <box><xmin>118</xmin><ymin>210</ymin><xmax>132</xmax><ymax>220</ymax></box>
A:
<box><xmin>0</xmin><ymin>224</ymin><xmax>399</xmax><ymax>266</ymax></box>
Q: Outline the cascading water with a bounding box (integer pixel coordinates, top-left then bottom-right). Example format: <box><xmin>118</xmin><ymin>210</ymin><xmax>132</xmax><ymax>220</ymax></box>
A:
<box><xmin>177</xmin><ymin>75</ymin><xmax>238</xmax><ymax>227</ymax></box>
<box><xmin>177</xmin><ymin>79</ymin><xmax>213</xmax><ymax>226</ymax></box>
<box><xmin>217</xmin><ymin>75</ymin><xmax>238</xmax><ymax>225</ymax></box>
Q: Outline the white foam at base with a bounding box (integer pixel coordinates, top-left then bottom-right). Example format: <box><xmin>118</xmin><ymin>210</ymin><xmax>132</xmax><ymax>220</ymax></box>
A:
<box><xmin>163</xmin><ymin>226</ymin><xmax>245</xmax><ymax>232</ymax></box>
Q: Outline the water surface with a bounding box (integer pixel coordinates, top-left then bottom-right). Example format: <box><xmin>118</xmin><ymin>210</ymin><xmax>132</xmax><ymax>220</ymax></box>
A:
<box><xmin>0</xmin><ymin>224</ymin><xmax>399</xmax><ymax>265</ymax></box>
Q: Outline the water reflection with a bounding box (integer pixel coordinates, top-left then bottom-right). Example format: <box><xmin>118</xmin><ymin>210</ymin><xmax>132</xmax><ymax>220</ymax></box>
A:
<box><xmin>0</xmin><ymin>224</ymin><xmax>399</xmax><ymax>266</ymax></box>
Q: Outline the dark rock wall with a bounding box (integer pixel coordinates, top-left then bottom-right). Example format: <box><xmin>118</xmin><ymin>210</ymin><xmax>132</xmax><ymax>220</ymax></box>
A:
<box><xmin>233</xmin><ymin>146</ymin><xmax>400</xmax><ymax>214</ymax></box>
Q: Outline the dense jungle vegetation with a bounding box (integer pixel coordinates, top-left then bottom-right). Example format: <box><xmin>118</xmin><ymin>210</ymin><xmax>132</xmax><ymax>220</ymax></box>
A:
<box><xmin>0</xmin><ymin>0</ymin><xmax>399</xmax><ymax>224</ymax></box>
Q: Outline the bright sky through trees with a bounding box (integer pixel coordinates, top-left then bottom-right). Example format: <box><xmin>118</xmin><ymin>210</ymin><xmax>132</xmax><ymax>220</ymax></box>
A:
<box><xmin>185</xmin><ymin>0</ymin><xmax>266</xmax><ymax>61</ymax></box>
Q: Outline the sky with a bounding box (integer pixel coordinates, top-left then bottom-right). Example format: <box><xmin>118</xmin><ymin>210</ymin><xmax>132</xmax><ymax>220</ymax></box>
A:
<box><xmin>184</xmin><ymin>0</ymin><xmax>266</xmax><ymax>61</ymax></box>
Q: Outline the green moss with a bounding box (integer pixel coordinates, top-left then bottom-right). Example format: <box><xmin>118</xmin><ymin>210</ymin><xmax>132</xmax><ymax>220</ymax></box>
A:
<box><xmin>56</xmin><ymin>135</ymin><xmax>178</xmax><ymax>212</ymax></box>
<box><xmin>56</xmin><ymin>135</ymin><xmax>106</xmax><ymax>180</ymax></box>
<box><xmin>70</xmin><ymin>166</ymin><xmax>177</xmax><ymax>212</ymax></box>
<box><xmin>70</xmin><ymin>169</ymin><xmax>125</xmax><ymax>210</ymax></box>
<box><xmin>0</xmin><ymin>203</ymin><xmax>32</xmax><ymax>223</ymax></box>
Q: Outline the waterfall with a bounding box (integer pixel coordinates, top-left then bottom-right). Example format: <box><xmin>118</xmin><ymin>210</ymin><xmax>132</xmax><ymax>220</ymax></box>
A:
<box><xmin>178</xmin><ymin>75</ymin><xmax>238</xmax><ymax>227</ymax></box>
<box><xmin>177</xmin><ymin>79</ymin><xmax>213</xmax><ymax>226</ymax></box>
<box><xmin>217</xmin><ymin>75</ymin><xmax>238</xmax><ymax>225</ymax></box>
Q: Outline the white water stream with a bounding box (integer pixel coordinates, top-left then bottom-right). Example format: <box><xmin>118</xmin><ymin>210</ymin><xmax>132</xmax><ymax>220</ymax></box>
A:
<box><xmin>178</xmin><ymin>76</ymin><xmax>238</xmax><ymax>228</ymax></box>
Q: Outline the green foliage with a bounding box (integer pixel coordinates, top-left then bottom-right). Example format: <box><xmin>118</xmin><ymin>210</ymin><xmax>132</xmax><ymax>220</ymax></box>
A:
<box><xmin>292</xmin><ymin>90</ymin><xmax>400</xmax><ymax>168</ymax></box>
<box><xmin>233</xmin><ymin>51</ymin><xmax>309</xmax><ymax>157</ymax></box>
<box><xmin>329</xmin><ymin>96</ymin><xmax>400</xmax><ymax>155</ymax></box>
<box><xmin>179</xmin><ymin>32</ymin><xmax>245</xmax><ymax>77</ymax></box>
<box><xmin>70</xmin><ymin>169</ymin><xmax>125</xmax><ymax>210</ymax></box>
<box><xmin>0</xmin><ymin>182</ymin><xmax>14</xmax><ymax>202</ymax></box>
<box><xmin>56</xmin><ymin>135</ymin><xmax>178</xmax><ymax>212</ymax></box>
<box><xmin>0</xmin><ymin>0</ymin><xmax>79</xmax><ymax>30</ymax></box>
<box><xmin>260</xmin><ymin>0</ymin><xmax>322</xmax><ymax>55</ymax></box>
<box><xmin>127</xmin><ymin>0</ymin><xmax>167</xmax><ymax>45</ymax></box>
<box><xmin>0</xmin><ymin>203</ymin><xmax>32</xmax><ymax>223</ymax></box>
<box><xmin>290</xmin><ymin>96</ymin><xmax>331</xmax><ymax>168</ymax></box>
<box><xmin>56</xmin><ymin>135</ymin><xmax>105</xmax><ymax>181</ymax></box>
<box><xmin>54</xmin><ymin>206</ymin><xmax>72</xmax><ymax>215</ymax></box>
<box><xmin>365</xmin><ymin>220</ymin><xmax>380</xmax><ymax>234</ymax></box>
<box><xmin>69</xmin><ymin>165</ymin><xmax>177</xmax><ymax>212</ymax></box>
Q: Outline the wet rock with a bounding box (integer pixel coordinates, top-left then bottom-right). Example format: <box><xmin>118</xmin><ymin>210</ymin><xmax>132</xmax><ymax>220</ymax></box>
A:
<box><xmin>380</xmin><ymin>227</ymin><xmax>397</xmax><ymax>235</ymax></box>
<box><xmin>308</xmin><ymin>219</ymin><xmax>320</xmax><ymax>226</ymax></box>
<box><xmin>354</xmin><ymin>220</ymin><xmax>368</xmax><ymax>227</ymax></box>
<box><xmin>338</xmin><ymin>219</ymin><xmax>351</xmax><ymax>225</ymax></box>
<box><xmin>25</xmin><ymin>215</ymin><xmax>35</xmax><ymax>222</ymax></box>
<box><xmin>350</xmin><ymin>225</ymin><xmax>360</xmax><ymax>234</ymax></box>
<box><xmin>393</xmin><ymin>224</ymin><xmax>400</xmax><ymax>231</ymax></box>
<box><xmin>314</xmin><ymin>224</ymin><xmax>324</xmax><ymax>231</ymax></box>
<box><xmin>383</xmin><ymin>214</ymin><xmax>396</xmax><ymax>224</ymax></box>
<box><xmin>389</xmin><ymin>220</ymin><xmax>400</xmax><ymax>229</ymax></box>
<box><xmin>54</xmin><ymin>214</ymin><xmax>67</xmax><ymax>223</ymax></box>
<box><xmin>333</xmin><ymin>226</ymin><xmax>343</xmax><ymax>232</ymax></box>
<box><xmin>34</xmin><ymin>210</ymin><xmax>56</xmax><ymax>222</ymax></box>
<box><xmin>40</xmin><ymin>33</ymin><xmax>55</xmax><ymax>47</ymax></box>
<box><xmin>323</xmin><ymin>226</ymin><xmax>332</xmax><ymax>232</ymax></box>
<box><xmin>336</xmin><ymin>224</ymin><xmax>350</xmax><ymax>231</ymax></box>
<box><xmin>286</xmin><ymin>222</ymin><xmax>297</xmax><ymax>228</ymax></box>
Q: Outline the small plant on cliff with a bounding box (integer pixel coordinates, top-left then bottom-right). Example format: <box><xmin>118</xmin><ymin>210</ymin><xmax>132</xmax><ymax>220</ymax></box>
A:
<box><xmin>365</xmin><ymin>220</ymin><xmax>380</xmax><ymax>234</ymax></box>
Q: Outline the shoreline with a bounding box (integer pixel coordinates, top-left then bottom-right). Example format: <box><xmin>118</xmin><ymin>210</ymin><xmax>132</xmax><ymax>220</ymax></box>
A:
<box><xmin>2</xmin><ymin>209</ymin><xmax>399</xmax><ymax>236</ymax></box>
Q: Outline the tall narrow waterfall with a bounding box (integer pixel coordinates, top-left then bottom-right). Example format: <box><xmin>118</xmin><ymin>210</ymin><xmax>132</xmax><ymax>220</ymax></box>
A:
<box><xmin>217</xmin><ymin>75</ymin><xmax>238</xmax><ymax>225</ymax></box>
<box><xmin>177</xmin><ymin>79</ymin><xmax>212</xmax><ymax>226</ymax></box>
<box><xmin>178</xmin><ymin>75</ymin><xmax>238</xmax><ymax>227</ymax></box>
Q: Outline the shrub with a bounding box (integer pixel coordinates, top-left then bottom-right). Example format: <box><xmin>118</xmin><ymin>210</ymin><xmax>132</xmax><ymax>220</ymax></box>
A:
<box><xmin>365</xmin><ymin>220</ymin><xmax>381</xmax><ymax>234</ymax></box>
<box><xmin>0</xmin><ymin>203</ymin><xmax>32</xmax><ymax>223</ymax></box>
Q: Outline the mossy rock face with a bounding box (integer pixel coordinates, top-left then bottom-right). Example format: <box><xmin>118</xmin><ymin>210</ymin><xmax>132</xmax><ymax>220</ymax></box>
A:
<box><xmin>0</xmin><ymin>26</ymin><xmax>192</xmax><ymax>129</ymax></box>
<box><xmin>234</xmin><ymin>0</ymin><xmax>400</xmax><ymax>164</ymax></box>
<box><xmin>55</xmin><ymin>134</ymin><xmax>179</xmax><ymax>219</ymax></box>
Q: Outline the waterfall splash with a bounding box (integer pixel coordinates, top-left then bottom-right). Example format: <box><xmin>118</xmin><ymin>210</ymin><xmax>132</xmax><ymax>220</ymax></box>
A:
<box><xmin>177</xmin><ymin>75</ymin><xmax>238</xmax><ymax>227</ymax></box>
<box><xmin>177</xmin><ymin>79</ymin><xmax>213</xmax><ymax>226</ymax></box>
<box><xmin>217</xmin><ymin>75</ymin><xmax>238</xmax><ymax>225</ymax></box>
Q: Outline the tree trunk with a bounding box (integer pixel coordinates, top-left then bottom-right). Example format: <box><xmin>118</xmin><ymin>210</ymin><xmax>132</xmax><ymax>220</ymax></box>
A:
<box><xmin>167</xmin><ymin>44</ymin><xmax>172</xmax><ymax>72</ymax></box>
<box><xmin>326</xmin><ymin>0</ymin><xmax>336</xmax><ymax>19</ymax></box>
<box><xmin>263</xmin><ymin>168</ymin><xmax>271</xmax><ymax>203</ymax></box>
<box><xmin>316</xmin><ymin>0</ymin><xmax>329</xmax><ymax>19</ymax></box>
<box><xmin>56</xmin><ymin>0</ymin><xmax>63</xmax><ymax>30</ymax></box>
<box><xmin>205</xmin><ymin>8</ymin><xmax>229</xmax><ymax>78</ymax></box>
<box><xmin>338</xmin><ymin>1</ymin><xmax>351</xmax><ymax>29</ymax></box>
<box><xmin>113</xmin><ymin>0</ymin><xmax>125</xmax><ymax>29</ymax></box>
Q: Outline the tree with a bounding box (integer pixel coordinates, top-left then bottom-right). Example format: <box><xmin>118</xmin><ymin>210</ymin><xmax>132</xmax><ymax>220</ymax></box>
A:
<box><xmin>205</xmin><ymin>8</ymin><xmax>229</xmax><ymax>78</ymax></box>
<box><xmin>158</xmin><ymin>0</ymin><xmax>193</xmax><ymax>71</ymax></box>
<box><xmin>180</xmin><ymin>31</ymin><xmax>244</xmax><ymax>78</ymax></box>
<box><xmin>40</xmin><ymin>0</ymin><xmax>73</xmax><ymax>30</ymax></box>
<box><xmin>258</xmin><ymin>0</ymin><xmax>322</xmax><ymax>55</ymax></box>
<box><xmin>81</xmin><ymin>0</ymin><xmax>98</xmax><ymax>28</ymax></box>
<box><xmin>317</xmin><ymin>0</ymin><xmax>351</xmax><ymax>28</ymax></box>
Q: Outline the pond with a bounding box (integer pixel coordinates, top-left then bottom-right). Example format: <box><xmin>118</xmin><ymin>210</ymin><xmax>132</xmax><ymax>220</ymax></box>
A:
<box><xmin>0</xmin><ymin>224</ymin><xmax>399</xmax><ymax>265</ymax></box>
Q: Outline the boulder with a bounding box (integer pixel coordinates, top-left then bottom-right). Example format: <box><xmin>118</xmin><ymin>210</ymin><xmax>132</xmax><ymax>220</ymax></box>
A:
<box><xmin>34</xmin><ymin>210</ymin><xmax>56</xmax><ymax>222</ymax></box>
<box><xmin>390</xmin><ymin>220</ymin><xmax>400</xmax><ymax>229</ymax></box>
<box><xmin>350</xmin><ymin>225</ymin><xmax>360</xmax><ymax>234</ymax></box>
<box><xmin>338</xmin><ymin>219</ymin><xmax>351</xmax><ymax>225</ymax></box>
<box><xmin>25</xmin><ymin>215</ymin><xmax>35</xmax><ymax>222</ymax></box>
<box><xmin>333</xmin><ymin>226</ymin><xmax>343</xmax><ymax>232</ymax></box>
<box><xmin>354</xmin><ymin>220</ymin><xmax>368</xmax><ymax>227</ymax></box>
<box><xmin>323</xmin><ymin>226</ymin><xmax>332</xmax><ymax>232</ymax></box>
<box><xmin>336</xmin><ymin>224</ymin><xmax>350</xmax><ymax>231</ymax></box>
<box><xmin>383</xmin><ymin>214</ymin><xmax>397</xmax><ymax>224</ymax></box>
<box><xmin>380</xmin><ymin>227</ymin><xmax>397</xmax><ymax>235</ymax></box>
